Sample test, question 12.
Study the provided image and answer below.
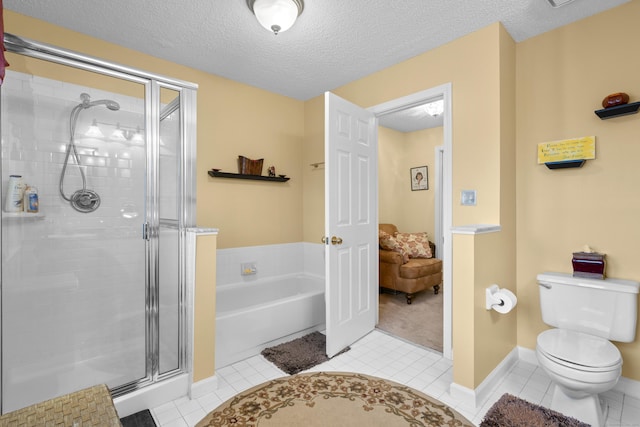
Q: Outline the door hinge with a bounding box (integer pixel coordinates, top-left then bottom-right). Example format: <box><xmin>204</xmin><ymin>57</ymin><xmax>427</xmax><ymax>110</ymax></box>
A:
<box><xmin>143</xmin><ymin>222</ymin><xmax>149</xmax><ymax>240</ymax></box>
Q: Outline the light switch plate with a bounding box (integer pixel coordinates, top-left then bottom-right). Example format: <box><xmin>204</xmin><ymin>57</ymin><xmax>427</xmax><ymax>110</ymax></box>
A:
<box><xmin>461</xmin><ymin>190</ymin><xmax>477</xmax><ymax>206</ymax></box>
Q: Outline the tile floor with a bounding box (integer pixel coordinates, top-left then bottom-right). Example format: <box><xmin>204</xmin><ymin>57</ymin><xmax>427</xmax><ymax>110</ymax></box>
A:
<box><xmin>150</xmin><ymin>330</ymin><xmax>640</xmax><ymax>426</ymax></box>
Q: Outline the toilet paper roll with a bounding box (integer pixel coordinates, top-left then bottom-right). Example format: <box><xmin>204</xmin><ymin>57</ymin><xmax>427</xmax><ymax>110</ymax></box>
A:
<box><xmin>491</xmin><ymin>289</ymin><xmax>517</xmax><ymax>314</ymax></box>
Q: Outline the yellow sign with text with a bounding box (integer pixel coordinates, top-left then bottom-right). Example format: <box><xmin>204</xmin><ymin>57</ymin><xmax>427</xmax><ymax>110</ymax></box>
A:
<box><xmin>537</xmin><ymin>136</ymin><xmax>596</xmax><ymax>164</ymax></box>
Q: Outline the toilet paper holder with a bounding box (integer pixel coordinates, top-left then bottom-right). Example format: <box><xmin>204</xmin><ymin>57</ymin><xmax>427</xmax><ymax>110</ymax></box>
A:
<box><xmin>485</xmin><ymin>284</ymin><xmax>515</xmax><ymax>311</ymax></box>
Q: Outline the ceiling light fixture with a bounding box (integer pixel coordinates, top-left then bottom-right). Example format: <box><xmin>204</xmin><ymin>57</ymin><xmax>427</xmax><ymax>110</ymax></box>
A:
<box><xmin>424</xmin><ymin>100</ymin><xmax>444</xmax><ymax>117</ymax></box>
<box><xmin>247</xmin><ymin>0</ymin><xmax>304</xmax><ymax>35</ymax></box>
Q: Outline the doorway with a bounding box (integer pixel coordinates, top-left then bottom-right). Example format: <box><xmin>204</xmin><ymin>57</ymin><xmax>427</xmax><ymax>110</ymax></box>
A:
<box><xmin>369</xmin><ymin>84</ymin><xmax>453</xmax><ymax>359</ymax></box>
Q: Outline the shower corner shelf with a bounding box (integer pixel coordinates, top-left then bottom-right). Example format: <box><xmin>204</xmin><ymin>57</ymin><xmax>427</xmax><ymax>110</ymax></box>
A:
<box><xmin>208</xmin><ymin>170</ymin><xmax>290</xmax><ymax>182</ymax></box>
<box><xmin>2</xmin><ymin>211</ymin><xmax>44</xmax><ymax>219</ymax></box>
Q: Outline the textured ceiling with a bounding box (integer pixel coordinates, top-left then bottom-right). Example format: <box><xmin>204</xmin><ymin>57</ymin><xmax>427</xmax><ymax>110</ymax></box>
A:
<box><xmin>4</xmin><ymin>0</ymin><xmax>629</xmax><ymax>104</ymax></box>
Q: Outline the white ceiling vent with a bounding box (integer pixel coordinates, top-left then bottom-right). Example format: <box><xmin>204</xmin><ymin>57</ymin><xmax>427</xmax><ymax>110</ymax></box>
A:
<box><xmin>547</xmin><ymin>0</ymin><xmax>576</xmax><ymax>7</ymax></box>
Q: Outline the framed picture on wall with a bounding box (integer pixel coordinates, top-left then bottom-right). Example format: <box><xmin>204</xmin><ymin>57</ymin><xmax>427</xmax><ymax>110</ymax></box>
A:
<box><xmin>410</xmin><ymin>166</ymin><xmax>428</xmax><ymax>191</ymax></box>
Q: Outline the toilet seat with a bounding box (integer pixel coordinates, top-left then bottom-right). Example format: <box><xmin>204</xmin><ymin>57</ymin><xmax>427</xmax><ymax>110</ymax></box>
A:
<box><xmin>537</xmin><ymin>329</ymin><xmax>621</xmax><ymax>372</ymax></box>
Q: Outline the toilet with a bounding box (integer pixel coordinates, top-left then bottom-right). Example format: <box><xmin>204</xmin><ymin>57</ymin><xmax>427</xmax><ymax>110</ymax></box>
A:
<box><xmin>536</xmin><ymin>272</ymin><xmax>640</xmax><ymax>427</ymax></box>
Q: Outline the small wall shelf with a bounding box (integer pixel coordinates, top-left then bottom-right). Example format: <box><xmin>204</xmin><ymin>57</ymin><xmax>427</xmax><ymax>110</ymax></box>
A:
<box><xmin>544</xmin><ymin>160</ymin><xmax>586</xmax><ymax>169</ymax></box>
<box><xmin>594</xmin><ymin>101</ymin><xmax>640</xmax><ymax>119</ymax></box>
<box><xmin>208</xmin><ymin>170</ymin><xmax>290</xmax><ymax>182</ymax></box>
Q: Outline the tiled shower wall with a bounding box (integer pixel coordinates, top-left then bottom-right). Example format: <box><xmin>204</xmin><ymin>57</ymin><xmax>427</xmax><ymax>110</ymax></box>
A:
<box><xmin>0</xmin><ymin>70</ymin><xmax>150</xmax><ymax>411</ymax></box>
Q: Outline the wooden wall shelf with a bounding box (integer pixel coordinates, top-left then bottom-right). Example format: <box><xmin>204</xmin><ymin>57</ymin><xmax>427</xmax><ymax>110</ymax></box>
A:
<box><xmin>594</xmin><ymin>101</ymin><xmax>640</xmax><ymax>119</ymax></box>
<box><xmin>208</xmin><ymin>170</ymin><xmax>290</xmax><ymax>182</ymax></box>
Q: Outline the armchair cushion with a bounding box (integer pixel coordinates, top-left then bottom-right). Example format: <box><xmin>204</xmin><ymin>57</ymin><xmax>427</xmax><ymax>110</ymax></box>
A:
<box><xmin>379</xmin><ymin>229</ymin><xmax>409</xmax><ymax>263</ymax></box>
<box><xmin>395</xmin><ymin>232</ymin><xmax>433</xmax><ymax>259</ymax></box>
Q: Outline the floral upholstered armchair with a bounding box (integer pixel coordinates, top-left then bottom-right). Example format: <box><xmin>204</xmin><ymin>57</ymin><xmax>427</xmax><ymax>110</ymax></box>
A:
<box><xmin>378</xmin><ymin>223</ymin><xmax>442</xmax><ymax>304</ymax></box>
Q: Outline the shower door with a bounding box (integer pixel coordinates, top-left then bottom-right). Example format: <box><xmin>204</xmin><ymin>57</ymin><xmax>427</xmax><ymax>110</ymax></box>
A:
<box><xmin>0</xmin><ymin>38</ymin><xmax>195</xmax><ymax>413</ymax></box>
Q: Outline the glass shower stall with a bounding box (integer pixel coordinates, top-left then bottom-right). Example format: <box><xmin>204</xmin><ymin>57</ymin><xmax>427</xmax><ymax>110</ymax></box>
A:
<box><xmin>0</xmin><ymin>34</ymin><xmax>197</xmax><ymax>413</ymax></box>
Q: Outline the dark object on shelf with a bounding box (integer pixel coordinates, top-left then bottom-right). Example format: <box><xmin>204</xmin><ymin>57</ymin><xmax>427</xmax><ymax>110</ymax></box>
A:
<box><xmin>208</xmin><ymin>170</ymin><xmax>290</xmax><ymax>182</ymax></box>
<box><xmin>602</xmin><ymin>92</ymin><xmax>629</xmax><ymax>109</ymax></box>
<box><xmin>544</xmin><ymin>160</ymin><xmax>585</xmax><ymax>169</ymax></box>
<box><xmin>238</xmin><ymin>156</ymin><xmax>264</xmax><ymax>175</ymax></box>
<box><xmin>572</xmin><ymin>251</ymin><xmax>606</xmax><ymax>280</ymax></box>
<box><xmin>595</xmin><ymin>101</ymin><xmax>640</xmax><ymax>119</ymax></box>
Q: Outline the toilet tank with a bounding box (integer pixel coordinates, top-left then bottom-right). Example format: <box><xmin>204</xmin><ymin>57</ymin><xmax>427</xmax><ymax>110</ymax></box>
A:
<box><xmin>538</xmin><ymin>272</ymin><xmax>640</xmax><ymax>342</ymax></box>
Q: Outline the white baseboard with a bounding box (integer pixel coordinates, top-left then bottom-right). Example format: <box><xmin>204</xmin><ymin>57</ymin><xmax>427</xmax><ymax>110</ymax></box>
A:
<box><xmin>517</xmin><ymin>345</ymin><xmax>538</xmax><ymax>365</ymax></box>
<box><xmin>450</xmin><ymin>347</ymin><xmax>520</xmax><ymax>408</ymax></box>
<box><xmin>616</xmin><ymin>376</ymin><xmax>640</xmax><ymax>400</ymax></box>
<box><xmin>190</xmin><ymin>374</ymin><xmax>219</xmax><ymax>400</ymax></box>
<box><xmin>449</xmin><ymin>382</ymin><xmax>477</xmax><ymax>407</ymax></box>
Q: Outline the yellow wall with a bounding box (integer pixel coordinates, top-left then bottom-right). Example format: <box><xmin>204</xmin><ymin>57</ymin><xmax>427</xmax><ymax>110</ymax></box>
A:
<box><xmin>378</xmin><ymin>126</ymin><xmax>442</xmax><ymax>238</ymax></box>
<box><xmin>302</xmin><ymin>96</ymin><xmax>325</xmax><ymax>243</ymax></box>
<box><xmin>378</xmin><ymin>127</ymin><xmax>405</xmax><ymax>227</ymax></box>
<box><xmin>516</xmin><ymin>0</ymin><xmax>640</xmax><ymax>379</ymax></box>
<box><xmin>193</xmin><ymin>234</ymin><xmax>217</xmax><ymax>382</ymax></box>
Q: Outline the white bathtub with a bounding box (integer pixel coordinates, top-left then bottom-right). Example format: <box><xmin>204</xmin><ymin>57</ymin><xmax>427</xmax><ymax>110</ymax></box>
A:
<box><xmin>215</xmin><ymin>274</ymin><xmax>325</xmax><ymax>368</ymax></box>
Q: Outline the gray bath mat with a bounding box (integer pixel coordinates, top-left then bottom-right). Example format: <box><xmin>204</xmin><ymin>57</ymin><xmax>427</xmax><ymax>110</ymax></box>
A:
<box><xmin>120</xmin><ymin>409</ymin><xmax>157</xmax><ymax>427</ymax></box>
<box><xmin>261</xmin><ymin>331</ymin><xmax>349</xmax><ymax>375</ymax></box>
<box><xmin>480</xmin><ymin>393</ymin><xmax>589</xmax><ymax>427</ymax></box>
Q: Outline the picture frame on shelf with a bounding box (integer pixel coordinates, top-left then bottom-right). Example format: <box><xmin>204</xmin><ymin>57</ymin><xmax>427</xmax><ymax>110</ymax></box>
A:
<box><xmin>410</xmin><ymin>166</ymin><xmax>428</xmax><ymax>191</ymax></box>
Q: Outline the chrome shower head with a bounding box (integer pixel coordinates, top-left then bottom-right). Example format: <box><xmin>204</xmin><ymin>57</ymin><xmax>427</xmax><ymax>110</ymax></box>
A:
<box><xmin>79</xmin><ymin>93</ymin><xmax>120</xmax><ymax>111</ymax></box>
<box><xmin>87</xmin><ymin>99</ymin><xmax>120</xmax><ymax>111</ymax></box>
<box><xmin>105</xmin><ymin>100</ymin><xmax>120</xmax><ymax>111</ymax></box>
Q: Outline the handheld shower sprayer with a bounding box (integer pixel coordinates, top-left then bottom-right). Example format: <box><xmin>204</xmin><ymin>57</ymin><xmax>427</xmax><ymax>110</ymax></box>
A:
<box><xmin>80</xmin><ymin>92</ymin><xmax>120</xmax><ymax>111</ymax></box>
<box><xmin>59</xmin><ymin>93</ymin><xmax>121</xmax><ymax>213</ymax></box>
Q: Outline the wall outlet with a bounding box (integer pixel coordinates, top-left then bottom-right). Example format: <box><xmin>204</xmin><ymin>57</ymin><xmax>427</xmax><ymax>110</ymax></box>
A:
<box><xmin>241</xmin><ymin>262</ymin><xmax>257</xmax><ymax>276</ymax></box>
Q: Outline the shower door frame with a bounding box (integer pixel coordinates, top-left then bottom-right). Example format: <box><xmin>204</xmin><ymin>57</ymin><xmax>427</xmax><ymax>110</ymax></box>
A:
<box><xmin>0</xmin><ymin>33</ymin><xmax>198</xmax><ymax>403</ymax></box>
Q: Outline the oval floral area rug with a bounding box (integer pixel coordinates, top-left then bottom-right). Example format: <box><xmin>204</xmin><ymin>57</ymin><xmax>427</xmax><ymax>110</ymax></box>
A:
<box><xmin>196</xmin><ymin>371</ymin><xmax>473</xmax><ymax>426</ymax></box>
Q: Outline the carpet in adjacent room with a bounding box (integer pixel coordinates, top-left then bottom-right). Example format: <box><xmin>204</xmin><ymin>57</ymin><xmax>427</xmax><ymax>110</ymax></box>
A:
<box><xmin>480</xmin><ymin>393</ymin><xmax>589</xmax><ymax>427</ymax></box>
<box><xmin>377</xmin><ymin>289</ymin><xmax>443</xmax><ymax>352</ymax></box>
<box><xmin>261</xmin><ymin>331</ymin><xmax>349</xmax><ymax>375</ymax></box>
<box><xmin>120</xmin><ymin>409</ymin><xmax>157</xmax><ymax>427</ymax></box>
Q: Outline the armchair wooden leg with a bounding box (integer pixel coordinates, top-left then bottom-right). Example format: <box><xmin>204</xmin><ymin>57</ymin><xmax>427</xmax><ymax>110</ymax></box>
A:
<box><xmin>406</xmin><ymin>294</ymin><xmax>413</xmax><ymax>304</ymax></box>
<box><xmin>433</xmin><ymin>285</ymin><xmax>440</xmax><ymax>295</ymax></box>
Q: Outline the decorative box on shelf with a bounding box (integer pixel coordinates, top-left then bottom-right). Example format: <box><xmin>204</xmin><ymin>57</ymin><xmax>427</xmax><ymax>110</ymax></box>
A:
<box><xmin>572</xmin><ymin>251</ymin><xmax>606</xmax><ymax>279</ymax></box>
<box><xmin>238</xmin><ymin>155</ymin><xmax>264</xmax><ymax>175</ymax></box>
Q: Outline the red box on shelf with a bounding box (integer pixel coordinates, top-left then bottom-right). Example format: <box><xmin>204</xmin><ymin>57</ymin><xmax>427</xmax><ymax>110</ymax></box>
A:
<box><xmin>572</xmin><ymin>252</ymin><xmax>606</xmax><ymax>279</ymax></box>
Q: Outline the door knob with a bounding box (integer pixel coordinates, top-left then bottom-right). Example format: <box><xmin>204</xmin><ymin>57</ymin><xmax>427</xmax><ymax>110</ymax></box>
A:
<box><xmin>331</xmin><ymin>236</ymin><xmax>343</xmax><ymax>245</ymax></box>
<box><xmin>322</xmin><ymin>236</ymin><xmax>327</xmax><ymax>244</ymax></box>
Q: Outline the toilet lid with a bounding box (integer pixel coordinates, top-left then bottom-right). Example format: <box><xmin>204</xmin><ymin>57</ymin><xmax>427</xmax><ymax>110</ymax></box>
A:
<box><xmin>537</xmin><ymin>329</ymin><xmax>621</xmax><ymax>369</ymax></box>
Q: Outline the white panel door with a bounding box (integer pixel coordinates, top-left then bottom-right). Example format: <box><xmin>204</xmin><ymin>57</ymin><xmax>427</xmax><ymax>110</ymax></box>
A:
<box><xmin>324</xmin><ymin>92</ymin><xmax>378</xmax><ymax>357</ymax></box>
